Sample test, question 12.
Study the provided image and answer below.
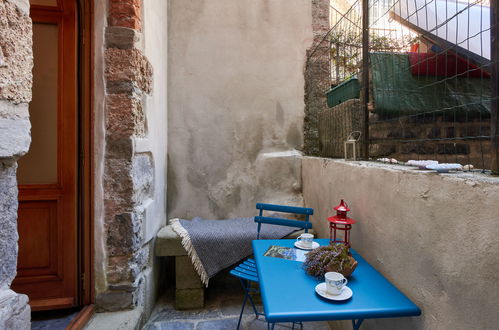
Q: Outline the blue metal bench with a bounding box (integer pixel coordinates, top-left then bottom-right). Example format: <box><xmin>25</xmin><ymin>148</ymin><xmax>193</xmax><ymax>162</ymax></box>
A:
<box><xmin>229</xmin><ymin>203</ymin><xmax>314</xmax><ymax>329</ymax></box>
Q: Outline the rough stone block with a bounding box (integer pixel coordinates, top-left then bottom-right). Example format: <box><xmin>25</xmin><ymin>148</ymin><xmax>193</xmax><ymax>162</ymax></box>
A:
<box><xmin>175</xmin><ymin>256</ymin><xmax>203</xmax><ymax>289</ymax></box>
<box><xmin>106</xmin><ymin>210</ymin><xmax>144</xmax><ymax>257</ymax></box>
<box><xmin>106</xmin><ymin>93</ymin><xmax>145</xmax><ymax>138</ymax></box>
<box><xmin>0</xmin><ymin>118</ymin><xmax>30</xmax><ymax>160</ymax></box>
<box><xmin>132</xmin><ymin>153</ymin><xmax>153</xmax><ymax>203</ymax></box>
<box><xmin>0</xmin><ymin>163</ymin><xmax>18</xmax><ymax>288</ymax></box>
<box><xmin>0</xmin><ymin>101</ymin><xmax>30</xmax><ymax>160</ymax></box>
<box><xmin>107</xmin><ymin>245</ymin><xmax>149</xmax><ymax>284</ymax></box>
<box><xmin>105</xmin><ymin>136</ymin><xmax>134</xmax><ymax>160</ymax></box>
<box><xmin>105</xmin><ymin>48</ymin><xmax>152</xmax><ymax>94</ymax></box>
<box><xmin>175</xmin><ymin>288</ymin><xmax>204</xmax><ymax>310</ymax></box>
<box><xmin>97</xmin><ymin>273</ymin><xmax>146</xmax><ymax>312</ymax></box>
<box><xmin>8</xmin><ymin>1</ymin><xmax>30</xmax><ymax>15</ymax></box>
<box><xmin>105</xmin><ymin>26</ymin><xmax>141</xmax><ymax>49</ymax></box>
<box><xmin>0</xmin><ymin>0</ymin><xmax>33</xmax><ymax>103</ymax></box>
<box><xmin>104</xmin><ymin>158</ymin><xmax>134</xmax><ymax>210</ymax></box>
<box><xmin>108</xmin><ymin>0</ymin><xmax>142</xmax><ymax>30</ymax></box>
<box><xmin>0</xmin><ymin>290</ymin><xmax>30</xmax><ymax>330</ymax></box>
<box><xmin>106</xmin><ymin>80</ymin><xmax>137</xmax><ymax>94</ymax></box>
<box><xmin>155</xmin><ymin>225</ymin><xmax>188</xmax><ymax>256</ymax></box>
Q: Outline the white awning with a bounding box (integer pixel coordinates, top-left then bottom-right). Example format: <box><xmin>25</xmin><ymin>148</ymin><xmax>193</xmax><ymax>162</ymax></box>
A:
<box><xmin>392</xmin><ymin>0</ymin><xmax>490</xmax><ymax>63</ymax></box>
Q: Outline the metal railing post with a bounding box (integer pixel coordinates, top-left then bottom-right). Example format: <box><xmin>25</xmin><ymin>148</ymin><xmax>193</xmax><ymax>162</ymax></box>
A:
<box><xmin>362</xmin><ymin>0</ymin><xmax>370</xmax><ymax>160</ymax></box>
<box><xmin>491</xmin><ymin>0</ymin><xmax>499</xmax><ymax>174</ymax></box>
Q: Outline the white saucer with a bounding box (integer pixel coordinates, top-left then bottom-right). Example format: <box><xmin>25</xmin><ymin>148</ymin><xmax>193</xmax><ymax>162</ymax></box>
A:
<box><xmin>315</xmin><ymin>282</ymin><xmax>352</xmax><ymax>301</ymax></box>
<box><xmin>294</xmin><ymin>241</ymin><xmax>320</xmax><ymax>250</ymax></box>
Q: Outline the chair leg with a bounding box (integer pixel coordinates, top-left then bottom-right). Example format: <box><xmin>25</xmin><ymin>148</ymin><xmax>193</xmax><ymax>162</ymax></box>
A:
<box><xmin>246</xmin><ymin>287</ymin><xmax>260</xmax><ymax>318</ymax></box>
<box><xmin>352</xmin><ymin>319</ymin><xmax>364</xmax><ymax>330</ymax></box>
<box><xmin>239</xmin><ymin>278</ymin><xmax>261</xmax><ymax>317</ymax></box>
<box><xmin>236</xmin><ymin>289</ymin><xmax>248</xmax><ymax>330</ymax></box>
<box><xmin>237</xmin><ymin>278</ymin><xmax>263</xmax><ymax>329</ymax></box>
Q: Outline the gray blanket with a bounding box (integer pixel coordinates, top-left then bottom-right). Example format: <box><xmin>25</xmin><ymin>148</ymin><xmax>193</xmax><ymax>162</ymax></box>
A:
<box><xmin>170</xmin><ymin>216</ymin><xmax>296</xmax><ymax>286</ymax></box>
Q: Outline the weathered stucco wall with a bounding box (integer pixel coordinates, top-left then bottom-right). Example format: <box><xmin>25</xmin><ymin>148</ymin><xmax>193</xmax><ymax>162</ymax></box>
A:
<box><xmin>0</xmin><ymin>0</ymin><xmax>32</xmax><ymax>328</ymax></box>
<box><xmin>167</xmin><ymin>0</ymin><xmax>313</xmax><ymax>220</ymax></box>
<box><xmin>302</xmin><ymin>157</ymin><xmax>499</xmax><ymax>330</ymax></box>
<box><xmin>140</xmin><ymin>0</ymin><xmax>168</xmax><ymax>317</ymax></box>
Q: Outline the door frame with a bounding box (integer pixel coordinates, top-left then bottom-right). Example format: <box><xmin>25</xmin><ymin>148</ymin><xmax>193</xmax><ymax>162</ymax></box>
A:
<box><xmin>19</xmin><ymin>0</ymin><xmax>79</xmax><ymax>310</ymax></box>
<box><xmin>23</xmin><ymin>0</ymin><xmax>94</xmax><ymax>311</ymax></box>
<box><xmin>76</xmin><ymin>0</ymin><xmax>94</xmax><ymax>306</ymax></box>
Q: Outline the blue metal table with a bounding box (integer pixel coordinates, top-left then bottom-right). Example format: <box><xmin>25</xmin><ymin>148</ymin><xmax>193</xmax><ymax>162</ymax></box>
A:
<box><xmin>252</xmin><ymin>239</ymin><xmax>421</xmax><ymax>329</ymax></box>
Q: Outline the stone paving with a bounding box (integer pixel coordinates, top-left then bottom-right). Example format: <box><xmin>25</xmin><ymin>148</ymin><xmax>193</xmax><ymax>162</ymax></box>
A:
<box><xmin>144</xmin><ymin>272</ymin><xmax>331</xmax><ymax>330</ymax></box>
<box><xmin>31</xmin><ymin>308</ymin><xmax>79</xmax><ymax>330</ymax></box>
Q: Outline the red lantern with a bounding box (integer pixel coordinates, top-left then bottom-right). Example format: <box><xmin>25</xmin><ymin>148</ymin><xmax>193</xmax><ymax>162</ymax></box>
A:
<box><xmin>327</xmin><ymin>199</ymin><xmax>356</xmax><ymax>247</ymax></box>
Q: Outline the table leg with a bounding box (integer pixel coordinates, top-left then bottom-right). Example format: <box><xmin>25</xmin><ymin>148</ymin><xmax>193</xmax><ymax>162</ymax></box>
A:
<box><xmin>352</xmin><ymin>319</ymin><xmax>364</xmax><ymax>330</ymax></box>
<box><xmin>267</xmin><ymin>323</ymin><xmax>275</xmax><ymax>330</ymax></box>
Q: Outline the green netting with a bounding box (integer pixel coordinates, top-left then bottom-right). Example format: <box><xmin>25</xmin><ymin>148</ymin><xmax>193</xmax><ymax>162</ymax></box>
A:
<box><xmin>370</xmin><ymin>52</ymin><xmax>491</xmax><ymax>117</ymax></box>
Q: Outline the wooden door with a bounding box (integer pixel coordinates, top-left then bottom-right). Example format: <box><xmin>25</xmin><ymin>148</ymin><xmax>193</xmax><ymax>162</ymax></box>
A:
<box><xmin>12</xmin><ymin>0</ymin><xmax>78</xmax><ymax>311</ymax></box>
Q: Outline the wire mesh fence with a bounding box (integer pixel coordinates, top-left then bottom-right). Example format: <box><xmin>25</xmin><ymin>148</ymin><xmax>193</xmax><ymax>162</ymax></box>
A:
<box><xmin>307</xmin><ymin>0</ymin><xmax>498</xmax><ymax>173</ymax></box>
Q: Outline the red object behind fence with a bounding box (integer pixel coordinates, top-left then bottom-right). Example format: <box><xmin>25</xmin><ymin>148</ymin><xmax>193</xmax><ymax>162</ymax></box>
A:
<box><xmin>408</xmin><ymin>52</ymin><xmax>490</xmax><ymax>78</ymax></box>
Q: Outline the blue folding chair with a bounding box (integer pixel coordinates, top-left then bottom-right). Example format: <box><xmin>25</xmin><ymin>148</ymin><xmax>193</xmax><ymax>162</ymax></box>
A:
<box><xmin>229</xmin><ymin>203</ymin><xmax>314</xmax><ymax>330</ymax></box>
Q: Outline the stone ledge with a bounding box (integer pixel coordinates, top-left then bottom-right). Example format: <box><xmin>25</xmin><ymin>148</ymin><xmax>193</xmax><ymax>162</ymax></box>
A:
<box><xmin>155</xmin><ymin>224</ymin><xmax>187</xmax><ymax>257</ymax></box>
<box><xmin>84</xmin><ymin>306</ymin><xmax>144</xmax><ymax>330</ymax></box>
<box><xmin>305</xmin><ymin>157</ymin><xmax>499</xmax><ymax>185</ymax></box>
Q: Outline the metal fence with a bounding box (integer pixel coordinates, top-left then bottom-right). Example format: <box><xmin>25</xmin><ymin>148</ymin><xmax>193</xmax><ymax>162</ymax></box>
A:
<box><xmin>307</xmin><ymin>0</ymin><xmax>499</xmax><ymax>173</ymax></box>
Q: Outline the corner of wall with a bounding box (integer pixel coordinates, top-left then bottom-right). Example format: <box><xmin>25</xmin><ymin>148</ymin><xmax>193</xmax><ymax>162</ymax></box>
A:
<box><xmin>0</xmin><ymin>0</ymin><xmax>33</xmax><ymax>328</ymax></box>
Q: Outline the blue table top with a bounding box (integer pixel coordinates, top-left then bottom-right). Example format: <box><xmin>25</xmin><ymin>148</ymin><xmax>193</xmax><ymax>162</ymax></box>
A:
<box><xmin>253</xmin><ymin>239</ymin><xmax>421</xmax><ymax>323</ymax></box>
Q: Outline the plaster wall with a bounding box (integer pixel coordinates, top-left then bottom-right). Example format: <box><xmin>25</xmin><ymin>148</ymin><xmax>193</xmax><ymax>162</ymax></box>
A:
<box><xmin>140</xmin><ymin>0</ymin><xmax>168</xmax><ymax>316</ymax></box>
<box><xmin>141</xmin><ymin>0</ymin><xmax>167</xmax><ymax>244</ymax></box>
<box><xmin>92</xmin><ymin>0</ymin><xmax>108</xmax><ymax>296</ymax></box>
<box><xmin>167</xmin><ymin>0</ymin><xmax>313</xmax><ymax>220</ymax></box>
<box><xmin>302</xmin><ymin>157</ymin><xmax>499</xmax><ymax>330</ymax></box>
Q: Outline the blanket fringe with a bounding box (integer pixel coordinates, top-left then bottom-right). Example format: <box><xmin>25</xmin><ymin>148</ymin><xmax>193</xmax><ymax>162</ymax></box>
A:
<box><xmin>170</xmin><ymin>218</ymin><xmax>210</xmax><ymax>287</ymax></box>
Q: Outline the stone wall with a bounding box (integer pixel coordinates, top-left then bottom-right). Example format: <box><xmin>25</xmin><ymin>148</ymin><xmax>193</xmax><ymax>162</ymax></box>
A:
<box><xmin>167</xmin><ymin>0</ymin><xmax>314</xmax><ymax>220</ymax></box>
<box><xmin>0</xmin><ymin>0</ymin><xmax>32</xmax><ymax>328</ymax></box>
<box><xmin>303</xmin><ymin>0</ymin><xmax>330</xmax><ymax>155</ymax></box>
<box><xmin>369</xmin><ymin>116</ymin><xmax>493</xmax><ymax>169</ymax></box>
<box><xmin>318</xmin><ymin>99</ymin><xmax>365</xmax><ymax>157</ymax></box>
<box><xmin>94</xmin><ymin>0</ymin><xmax>168</xmax><ymax>318</ymax></box>
<box><xmin>302</xmin><ymin>157</ymin><xmax>499</xmax><ymax>330</ymax></box>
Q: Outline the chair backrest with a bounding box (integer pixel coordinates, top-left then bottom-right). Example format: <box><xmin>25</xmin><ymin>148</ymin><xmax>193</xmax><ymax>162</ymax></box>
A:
<box><xmin>254</xmin><ymin>203</ymin><xmax>314</xmax><ymax>239</ymax></box>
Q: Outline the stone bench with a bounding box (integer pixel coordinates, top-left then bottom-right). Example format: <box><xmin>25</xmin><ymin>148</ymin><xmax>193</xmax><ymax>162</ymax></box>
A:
<box><xmin>155</xmin><ymin>224</ymin><xmax>315</xmax><ymax>309</ymax></box>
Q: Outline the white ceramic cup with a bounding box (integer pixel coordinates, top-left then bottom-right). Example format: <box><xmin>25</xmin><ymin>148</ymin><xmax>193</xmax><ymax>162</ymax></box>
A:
<box><xmin>296</xmin><ymin>233</ymin><xmax>314</xmax><ymax>248</ymax></box>
<box><xmin>325</xmin><ymin>272</ymin><xmax>348</xmax><ymax>295</ymax></box>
